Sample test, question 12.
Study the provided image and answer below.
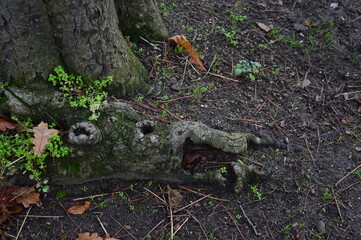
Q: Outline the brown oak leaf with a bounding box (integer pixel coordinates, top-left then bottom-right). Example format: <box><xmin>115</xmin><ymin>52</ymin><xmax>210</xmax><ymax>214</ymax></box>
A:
<box><xmin>30</xmin><ymin>121</ymin><xmax>58</xmax><ymax>157</ymax></box>
<box><xmin>12</xmin><ymin>186</ymin><xmax>42</xmax><ymax>208</ymax></box>
<box><xmin>168</xmin><ymin>35</ymin><xmax>206</xmax><ymax>71</ymax></box>
<box><xmin>67</xmin><ymin>201</ymin><xmax>91</xmax><ymax>215</ymax></box>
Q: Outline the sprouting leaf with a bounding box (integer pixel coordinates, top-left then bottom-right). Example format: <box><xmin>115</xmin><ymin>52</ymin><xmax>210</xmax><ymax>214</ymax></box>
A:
<box><xmin>67</xmin><ymin>201</ymin><xmax>91</xmax><ymax>215</ymax></box>
<box><xmin>0</xmin><ymin>118</ymin><xmax>24</xmax><ymax>132</ymax></box>
<box><xmin>30</xmin><ymin>121</ymin><xmax>58</xmax><ymax>157</ymax></box>
<box><xmin>168</xmin><ymin>35</ymin><xmax>206</xmax><ymax>71</ymax></box>
<box><xmin>76</xmin><ymin>232</ymin><xmax>119</xmax><ymax>240</ymax></box>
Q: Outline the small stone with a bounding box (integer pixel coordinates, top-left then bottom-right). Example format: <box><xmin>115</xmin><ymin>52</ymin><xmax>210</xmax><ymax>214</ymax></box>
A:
<box><xmin>194</xmin><ymin>202</ymin><xmax>201</xmax><ymax>208</ymax></box>
<box><xmin>316</xmin><ymin>220</ymin><xmax>326</xmax><ymax>233</ymax></box>
<box><xmin>294</xmin><ymin>23</ymin><xmax>307</xmax><ymax>31</ymax></box>
<box><xmin>330</xmin><ymin>3</ymin><xmax>338</xmax><ymax>9</ymax></box>
<box><xmin>355</xmin><ymin>147</ymin><xmax>361</xmax><ymax>152</ymax></box>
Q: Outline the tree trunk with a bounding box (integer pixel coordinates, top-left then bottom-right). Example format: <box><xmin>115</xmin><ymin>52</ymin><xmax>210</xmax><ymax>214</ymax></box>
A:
<box><xmin>0</xmin><ymin>0</ymin><xmax>169</xmax><ymax>100</ymax></box>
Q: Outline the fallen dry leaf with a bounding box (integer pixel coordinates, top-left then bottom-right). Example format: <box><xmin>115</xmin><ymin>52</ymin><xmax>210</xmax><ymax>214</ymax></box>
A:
<box><xmin>0</xmin><ymin>118</ymin><xmax>24</xmax><ymax>132</ymax></box>
<box><xmin>30</xmin><ymin>121</ymin><xmax>58</xmax><ymax>157</ymax></box>
<box><xmin>76</xmin><ymin>232</ymin><xmax>119</xmax><ymax>240</ymax></box>
<box><xmin>168</xmin><ymin>35</ymin><xmax>206</xmax><ymax>71</ymax></box>
<box><xmin>12</xmin><ymin>186</ymin><xmax>42</xmax><ymax>208</ymax></box>
<box><xmin>256</xmin><ymin>22</ymin><xmax>271</xmax><ymax>32</ymax></box>
<box><xmin>67</xmin><ymin>201</ymin><xmax>91</xmax><ymax>215</ymax></box>
<box><xmin>182</xmin><ymin>152</ymin><xmax>201</xmax><ymax>168</ymax></box>
<box><xmin>0</xmin><ymin>186</ymin><xmax>41</xmax><ymax>225</ymax></box>
<box><xmin>168</xmin><ymin>189</ymin><xmax>183</xmax><ymax>209</ymax></box>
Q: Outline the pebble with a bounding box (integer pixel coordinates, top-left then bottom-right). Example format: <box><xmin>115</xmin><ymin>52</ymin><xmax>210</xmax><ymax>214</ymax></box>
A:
<box><xmin>330</xmin><ymin>3</ymin><xmax>339</xmax><ymax>9</ymax></box>
<box><xmin>294</xmin><ymin>23</ymin><xmax>307</xmax><ymax>31</ymax></box>
<box><xmin>317</xmin><ymin>220</ymin><xmax>326</xmax><ymax>233</ymax></box>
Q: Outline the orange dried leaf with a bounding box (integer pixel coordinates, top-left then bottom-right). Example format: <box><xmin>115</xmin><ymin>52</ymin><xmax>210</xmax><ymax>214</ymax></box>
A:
<box><xmin>67</xmin><ymin>201</ymin><xmax>91</xmax><ymax>215</ymax></box>
<box><xmin>12</xmin><ymin>187</ymin><xmax>42</xmax><ymax>208</ymax></box>
<box><xmin>30</xmin><ymin>121</ymin><xmax>58</xmax><ymax>157</ymax></box>
<box><xmin>168</xmin><ymin>35</ymin><xmax>206</xmax><ymax>71</ymax></box>
<box><xmin>76</xmin><ymin>232</ymin><xmax>119</xmax><ymax>240</ymax></box>
<box><xmin>76</xmin><ymin>232</ymin><xmax>103</xmax><ymax>240</ymax></box>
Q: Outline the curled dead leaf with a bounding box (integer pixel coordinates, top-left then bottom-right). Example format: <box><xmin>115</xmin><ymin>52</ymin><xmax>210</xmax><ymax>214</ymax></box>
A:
<box><xmin>0</xmin><ymin>118</ymin><xmax>24</xmax><ymax>132</ymax></box>
<box><xmin>12</xmin><ymin>186</ymin><xmax>42</xmax><ymax>208</ymax></box>
<box><xmin>168</xmin><ymin>189</ymin><xmax>183</xmax><ymax>209</ymax></box>
<box><xmin>67</xmin><ymin>201</ymin><xmax>91</xmax><ymax>215</ymax></box>
<box><xmin>168</xmin><ymin>35</ymin><xmax>206</xmax><ymax>71</ymax></box>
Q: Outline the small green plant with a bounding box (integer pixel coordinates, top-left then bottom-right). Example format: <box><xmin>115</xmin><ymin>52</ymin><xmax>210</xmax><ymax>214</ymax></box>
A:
<box><xmin>220</xmin><ymin>166</ymin><xmax>227</xmax><ymax>174</ymax></box>
<box><xmin>147</xmin><ymin>180</ymin><xmax>154</xmax><ymax>187</ymax></box>
<box><xmin>136</xmin><ymin>96</ymin><xmax>144</xmax><ymax>103</ymax></box>
<box><xmin>56</xmin><ymin>190</ymin><xmax>67</xmax><ymax>199</ymax></box>
<box><xmin>235</xmin><ymin>214</ymin><xmax>242</xmax><ymax>220</ymax></box>
<box><xmin>82</xmin><ymin>186</ymin><xmax>88</xmax><ymax>192</ymax></box>
<box><xmin>234</xmin><ymin>60</ymin><xmax>262</xmax><ymax>81</ymax></box>
<box><xmin>220</xmin><ymin>12</ymin><xmax>247</xmax><ymax>46</ymax></box>
<box><xmin>268</xmin><ymin>28</ymin><xmax>278</xmax><ymax>37</ymax></box>
<box><xmin>0</xmin><ymin>117</ymin><xmax>68</xmax><ymax>191</ymax></box>
<box><xmin>321</xmin><ymin>188</ymin><xmax>333</xmax><ymax>202</ymax></box>
<box><xmin>48</xmin><ymin>66</ymin><xmax>113</xmax><ymax>121</ymax></box>
<box><xmin>159</xmin><ymin>1</ymin><xmax>176</xmax><ymax>16</ymax></box>
<box><xmin>278</xmin><ymin>224</ymin><xmax>292</xmax><ymax>234</ymax></box>
<box><xmin>250</xmin><ymin>185</ymin><xmax>262</xmax><ymax>200</ymax></box>
<box><xmin>353</xmin><ymin>170</ymin><xmax>361</xmax><ymax>180</ymax></box>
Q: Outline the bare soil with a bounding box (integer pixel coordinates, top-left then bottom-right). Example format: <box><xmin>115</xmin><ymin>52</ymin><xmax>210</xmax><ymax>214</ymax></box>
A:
<box><xmin>2</xmin><ymin>0</ymin><xmax>361</xmax><ymax>239</ymax></box>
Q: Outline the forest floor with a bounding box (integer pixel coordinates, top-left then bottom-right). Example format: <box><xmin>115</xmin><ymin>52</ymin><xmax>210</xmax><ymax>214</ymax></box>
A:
<box><xmin>2</xmin><ymin>0</ymin><xmax>361</xmax><ymax>239</ymax></box>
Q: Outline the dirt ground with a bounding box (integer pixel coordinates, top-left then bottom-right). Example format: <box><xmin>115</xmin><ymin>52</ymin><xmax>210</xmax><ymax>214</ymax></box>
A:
<box><xmin>2</xmin><ymin>0</ymin><xmax>361</xmax><ymax>239</ymax></box>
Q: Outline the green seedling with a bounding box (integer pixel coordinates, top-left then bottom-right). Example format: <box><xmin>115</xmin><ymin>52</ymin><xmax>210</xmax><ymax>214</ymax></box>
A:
<box><xmin>220</xmin><ymin>167</ymin><xmax>227</xmax><ymax>174</ymax></box>
<box><xmin>250</xmin><ymin>185</ymin><xmax>262</xmax><ymax>200</ymax></box>
<box><xmin>234</xmin><ymin>60</ymin><xmax>262</xmax><ymax>81</ymax></box>
<box><xmin>82</xmin><ymin>186</ymin><xmax>88</xmax><ymax>192</ymax></box>
<box><xmin>48</xmin><ymin>66</ymin><xmax>112</xmax><ymax>121</ymax></box>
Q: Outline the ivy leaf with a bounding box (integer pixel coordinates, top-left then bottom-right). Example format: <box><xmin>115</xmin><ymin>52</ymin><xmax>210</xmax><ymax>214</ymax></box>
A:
<box><xmin>30</xmin><ymin>121</ymin><xmax>58</xmax><ymax>157</ymax></box>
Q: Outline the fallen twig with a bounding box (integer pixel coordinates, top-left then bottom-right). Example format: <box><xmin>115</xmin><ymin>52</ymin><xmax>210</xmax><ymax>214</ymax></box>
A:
<box><xmin>97</xmin><ymin>216</ymin><xmax>108</xmax><ymax>235</ymax></box>
<box><xmin>332</xmin><ymin>188</ymin><xmax>343</xmax><ymax>222</ymax></box>
<box><xmin>142</xmin><ymin>219</ymin><xmax>165</xmax><ymax>240</ymax></box>
<box><xmin>237</xmin><ymin>201</ymin><xmax>261</xmax><ymax>236</ymax></box>
<box><xmin>226</xmin><ymin>210</ymin><xmax>244</xmax><ymax>239</ymax></box>
<box><xmin>145</xmin><ymin>114</ymin><xmax>173</xmax><ymax>124</ymax></box>
<box><xmin>140</xmin><ymin>36</ymin><xmax>161</xmax><ymax>50</ymax></box>
<box><xmin>174</xmin><ymin>195</ymin><xmax>207</xmax><ymax>213</ymax></box>
<box><xmin>144</xmin><ymin>187</ymin><xmax>166</xmax><ymax>204</ymax></box>
<box><xmin>15</xmin><ymin>206</ymin><xmax>32</xmax><ymax>240</ymax></box>
<box><xmin>159</xmin><ymin>105</ymin><xmax>183</xmax><ymax>121</ymax></box>
<box><xmin>335</xmin><ymin>163</ymin><xmax>361</xmax><ymax>186</ymax></box>
<box><xmin>178</xmin><ymin>185</ymin><xmax>229</xmax><ymax>202</ymax></box>
<box><xmin>159</xmin><ymin>96</ymin><xmax>192</xmax><ymax>103</ymax></box>
<box><xmin>260</xmin><ymin>211</ymin><xmax>275</xmax><ymax>240</ymax></box>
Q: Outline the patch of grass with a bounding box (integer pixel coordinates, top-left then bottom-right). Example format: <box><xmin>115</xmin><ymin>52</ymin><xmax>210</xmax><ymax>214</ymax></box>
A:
<box><xmin>219</xmin><ymin>12</ymin><xmax>247</xmax><ymax>46</ymax></box>
<box><xmin>158</xmin><ymin>1</ymin><xmax>176</xmax><ymax>16</ymax></box>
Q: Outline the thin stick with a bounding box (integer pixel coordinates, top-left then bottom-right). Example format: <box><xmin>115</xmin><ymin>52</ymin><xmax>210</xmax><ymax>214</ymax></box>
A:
<box><xmin>260</xmin><ymin>211</ymin><xmax>275</xmax><ymax>240</ymax></box>
<box><xmin>17</xmin><ymin>215</ymin><xmax>63</xmax><ymax>218</ymax></box>
<box><xmin>303</xmin><ymin>135</ymin><xmax>316</xmax><ymax>165</ymax></box>
<box><xmin>332</xmin><ymin>188</ymin><xmax>343</xmax><ymax>222</ymax></box>
<box><xmin>142</xmin><ymin>219</ymin><xmax>165</xmax><ymax>240</ymax></box>
<box><xmin>231</xmin><ymin>118</ymin><xmax>264</xmax><ymax>123</ymax></box>
<box><xmin>97</xmin><ymin>216</ymin><xmax>108</xmax><ymax>235</ymax></box>
<box><xmin>144</xmin><ymin>187</ymin><xmax>166</xmax><ymax>204</ymax></box>
<box><xmin>178</xmin><ymin>185</ymin><xmax>229</xmax><ymax>202</ymax></box>
<box><xmin>15</xmin><ymin>206</ymin><xmax>32</xmax><ymax>240</ymax></box>
<box><xmin>111</xmin><ymin>217</ymin><xmax>137</xmax><ymax>240</ymax></box>
<box><xmin>174</xmin><ymin>195</ymin><xmax>207</xmax><ymax>213</ymax></box>
<box><xmin>6</xmin><ymin>153</ymin><xmax>30</xmax><ymax>168</ymax></box>
<box><xmin>204</xmin><ymin>54</ymin><xmax>217</xmax><ymax>77</ymax></box>
<box><xmin>159</xmin><ymin>96</ymin><xmax>192</xmax><ymax>103</ymax></box>
<box><xmin>173</xmin><ymin>217</ymin><xmax>189</xmax><ymax>237</ymax></box>
<box><xmin>186</xmin><ymin>210</ymin><xmax>209</xmax><ymax>239</ymax></box>
<box><xmin>145</xmin><ymin>114</ymin><xmax>173</xmax><ymax>124</ymax></box>
<box><xmin>59</xmin><ymin>202</ymin><xmax>79</xmax><ymax>229</ymax></box>
<box><xmin>159</xmin><ymin>106</ymin><xmax>183</xmax><ymax>121</ymax></box>
<box><xmin>303</xmin><ymin>185</ymin><xmax>314</xmax><ymax>212</ymax></box>
<box><xmin>335</xmin><ymin>163</ymin><xmax>361</xmax><ymax>186</ymax></box>
<box><xmin>140</xmin><ymin>36</ymin><xmax>160</xmax><ymax>50</ymax></box>
<box><xmin>168</xmin><ymin>189</ymin><xmax>174</xmax><ymax>240</ymax></box>
<box><xmin>207</xmin><ymin>72</ymin><xmax>240</xmax><ymax>82</ymax></box>
<box><xmin>73</xmin><ymin>192</ymin><xmax>111</xmax><ymax>201</ymax></box>
<box><xmin>226</xmin><ymin>210</ymin><xmax>244</xmax><ymax>239</ymax></box>
<box><xmin>237</xmin><ymin>201</ymin><xmax>261</xmax><ymax>236</ymax></box>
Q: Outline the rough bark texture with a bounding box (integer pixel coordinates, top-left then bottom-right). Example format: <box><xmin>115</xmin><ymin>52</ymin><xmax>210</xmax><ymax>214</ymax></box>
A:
<box><xmin>116</xmin><ymin>0</ymin><xmax>169</xmax><ymax>40</ymax></box>
<box><xmin>0</xmin><ymin>0</ymin><xmax>159</xmax><ymax>97</ymax></box>
<box><xmin>0</xmin><ymin>0</ymin><xmax>61</xmax><ymax>84</ymax></box>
